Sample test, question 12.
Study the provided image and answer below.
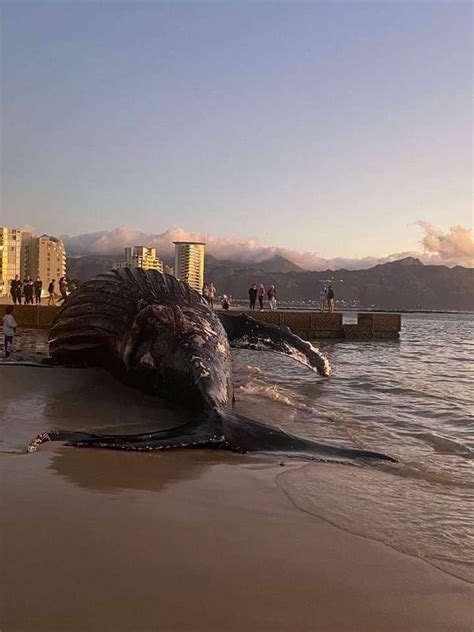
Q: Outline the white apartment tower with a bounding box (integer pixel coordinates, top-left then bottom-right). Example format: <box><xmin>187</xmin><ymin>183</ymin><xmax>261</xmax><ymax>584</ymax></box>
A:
<box><xmin>0</xmin><ymin>227</ymin><xmax>22</xmax><ymax>296</ymax></box>
<box><xmin>115</xmin><ymin>246</ymin><xmax>164</xmax><ymax>272</ymax></box>
<box><xmin>173</xmin><ymin>241</ymin><xmax>205</xmax><ymax>292</ymax></box>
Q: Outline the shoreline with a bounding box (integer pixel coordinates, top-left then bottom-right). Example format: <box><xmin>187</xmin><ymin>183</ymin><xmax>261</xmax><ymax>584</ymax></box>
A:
<box><xmin>1</xmin><ymin>448</ymin><xmax>472</xmax><ymax>632</ymax></box>
<box><xmin>1</xmin><ymin>366</ymin><xmax>472</xmax><ymax>631</ymax></box>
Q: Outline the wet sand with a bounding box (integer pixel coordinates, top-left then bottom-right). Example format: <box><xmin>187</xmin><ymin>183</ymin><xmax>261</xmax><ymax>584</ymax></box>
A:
<box><xmin>1</xmin><ymin>367</ymin><xmax>472</xmax><ymax>631</ymax></box>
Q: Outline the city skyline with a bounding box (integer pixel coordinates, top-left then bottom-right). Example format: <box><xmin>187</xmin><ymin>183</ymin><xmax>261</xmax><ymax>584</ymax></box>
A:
<box><xmin>2</xmin><ymin>2</ymin><xmax>471</xmax><ymax>261</ymax></box>
<box><xmin>8</xmin><ymin>221</ymin><xmax>472</xmax><ymax>270</ymax></box>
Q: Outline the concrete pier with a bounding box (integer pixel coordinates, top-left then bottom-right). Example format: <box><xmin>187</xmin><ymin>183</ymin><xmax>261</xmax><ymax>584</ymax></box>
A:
<box><xmin>233</xmin><ymin>311</ymin><xmax>401</xmax><ymax>339</ymax></box>
<box><xmin>0</xmin><ymin>304</ymin><xmax>57</xmax><ymax>329</ymax></box>
<box><xmin>0</xmin><ymin>305</ymin><xmax>401</xmax><ymax>340</ymax></box>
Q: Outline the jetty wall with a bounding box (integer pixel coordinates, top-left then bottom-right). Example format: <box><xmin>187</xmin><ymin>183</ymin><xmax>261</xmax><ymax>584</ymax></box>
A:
<box><xmin>0</xmin><ymin>305</ymin><xmax>401</xmax><ymax>339</ymax></box>
<box><xmin>225</xmin><ymin>311</ymin><xmax>401</xmax><ymax>339</ymax></box>
<box><xmin>0</xmin><ymin>305</ymin><xmax>57</xmax><ymax>329</ymax></box>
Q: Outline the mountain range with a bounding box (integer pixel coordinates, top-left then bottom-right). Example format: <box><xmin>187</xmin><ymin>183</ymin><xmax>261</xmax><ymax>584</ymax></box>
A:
<box><xmin>66</xmin><ymin>254</ymin><xmax>474</xmax><ymax>311</ymax></box>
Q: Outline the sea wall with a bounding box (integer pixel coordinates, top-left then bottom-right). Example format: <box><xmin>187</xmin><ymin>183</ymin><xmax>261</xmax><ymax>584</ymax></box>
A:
<box><xmin>235</xmin><ymin>311</ymin><xmax>401</xmax><ymax>339</ymax></box>
<box><xmin>0</xmin><ymin>305</ymin><xmax>57</xmax><ymax>329</ymax></box>
<box><xmin>0</xmin><ymin>305</ymin><xmax>401</xmax><ymax>339</ymax></box>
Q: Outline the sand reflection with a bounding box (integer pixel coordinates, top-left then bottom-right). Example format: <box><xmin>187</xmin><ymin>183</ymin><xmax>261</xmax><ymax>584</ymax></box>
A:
<box><xmin>47</xmin><ymin>447</ymin><xmax>224</xmax><ymax>494</ymax></box>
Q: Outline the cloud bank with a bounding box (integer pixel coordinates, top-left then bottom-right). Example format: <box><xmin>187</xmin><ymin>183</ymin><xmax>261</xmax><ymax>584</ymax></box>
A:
<box><xmin>416</xmin><ymin>222</ymin><xmax>474</xmax><ymax>267</ymax></box>
<box><xmin>61</xmin><ymin>222</ymin><xmax>473</xmax><ymax>270</ymax></box>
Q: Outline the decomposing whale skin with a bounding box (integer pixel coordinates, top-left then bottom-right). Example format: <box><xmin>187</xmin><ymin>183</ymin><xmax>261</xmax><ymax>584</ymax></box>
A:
<box><xmin>28</xmin><ymin>269</ymin><xmax>396</xmax><ymax>464</ymax></box>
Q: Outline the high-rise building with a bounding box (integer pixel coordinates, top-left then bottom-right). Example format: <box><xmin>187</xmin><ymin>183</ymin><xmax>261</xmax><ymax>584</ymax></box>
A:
<box><xmin>20</xmin><ymin>231</ymin><xmax>36</xmax><ymax>279</ymax></box>
<box><xmin>0</xmin><ymin>227</ymin><xmax>22</xmax><ymax>296</ymax></box>
<box><xmin>115</xmin><ymin>246</ymin><xmax>164</xmax><ymax>272</ymax></box>
<box><xmin>37</xmin><ymin>235</ymin><xmax>67</xmax><ymax>287</ymax></box>
<box><xmin>19</xmin><ymin>232</ymin><xmax>66</xmax><ymax>289</ymax></box>
<box><xmin>173</xmin><ymin>241</ymin><xmax>205</xmax><ymax>292</ymax></box>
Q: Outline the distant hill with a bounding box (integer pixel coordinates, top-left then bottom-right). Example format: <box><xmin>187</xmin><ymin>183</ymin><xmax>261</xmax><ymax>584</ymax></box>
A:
<box><xmin>67</xmin><ymin>253</ymin><xmax>301</xmax><ymax>280</ymax></box>
<box><xmin>205</xmin><ymin>255</ymin><xmax>302</xmax><ymax>274</ymax></box>
<box><xmin>204</xmin><ymin>257</ymin><xmax>473</xmax><ymax>310</ymax></box>
<box><xmin>67</xmin><ymin>254</ymin><xmax>118</xmax><ymax>281</ymax></box>
<box><xmin>66</xmin><ymin>255</ymin><xmax>474</xmax><ymax>310</ymax></box>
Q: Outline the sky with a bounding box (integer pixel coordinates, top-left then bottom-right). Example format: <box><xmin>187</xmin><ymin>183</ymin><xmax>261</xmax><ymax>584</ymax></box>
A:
<box><xmin>1</xmin><ymin>1</ymin><xmax>472</xmax><ymax>264</ymax></box>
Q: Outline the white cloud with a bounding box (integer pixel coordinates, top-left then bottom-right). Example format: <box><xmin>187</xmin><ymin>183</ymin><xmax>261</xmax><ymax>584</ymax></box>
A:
<box><xmin>62</xmin><ymin>222</ymin><xmax>474</xmax><ymax>270</ymax></box>
<box><xmin>416</xmin><ymin>221</ymin><xmax>474</xmax><ymax>267</ymax></box>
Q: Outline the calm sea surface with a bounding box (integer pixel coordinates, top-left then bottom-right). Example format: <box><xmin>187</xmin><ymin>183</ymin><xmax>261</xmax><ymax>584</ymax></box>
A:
<box><xmin>232</xmin><ymin>312</ymin><xmax>473</xmax><ymax>581</ymax></box>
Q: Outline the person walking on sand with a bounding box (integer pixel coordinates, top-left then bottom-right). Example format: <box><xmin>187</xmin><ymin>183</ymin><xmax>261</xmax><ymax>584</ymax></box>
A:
<box><xmin>326</xmin><ymin>285</ymin><xmax>335</xmax><ymax>313</ymax></box>
<box><xmin>208</xmin><ymin>282</ymin><xmax>216</xmax><ymax>309</ymax></box>
<box><xmin>319</xmin><ymin>286</ymin><xmax>327</xmax><ymax>312</ymax></box>
<box><xmin>2</xmin><ymin>305</ymin><xmax>17</xmax><ymax>359</ymax></box>
<box><xmin>10</xmin><ymin>276</ymin><xmax>22</xmax><ymax>305</ymax></box>
<box><xmin>267</xmin><ymin>285</ymin><xmax>277</xmax><ymax>311</ymax></box>
<box><xmin>258</xmin><ymin>284</ymin><xmax>265</xmax><ymax>311</ymax></box>
<box><xmin>34</xmin><ymin>277</ymin><xmax>43</xmax><ymax>304</ymax></box>
<box><xmin>48</xmin><ymin>279</ymin><xmax>56</xmax><ymax>306</ymax></box>
<box><xmin>248</xmin><ymin>284</ymin><xmax>257</xmax><ymax>310</ymax></box>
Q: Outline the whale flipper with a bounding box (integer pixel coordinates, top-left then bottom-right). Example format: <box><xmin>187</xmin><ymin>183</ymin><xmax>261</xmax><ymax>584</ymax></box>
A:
<box><xmin>27</xmin><ymin>422</ymin><xmax>224</xmax><ymax>452</ymax></box>
<box><xmin>217</xmin><ymin>313</ymin><xmax>331</xmax><ymax>376</ymax></box>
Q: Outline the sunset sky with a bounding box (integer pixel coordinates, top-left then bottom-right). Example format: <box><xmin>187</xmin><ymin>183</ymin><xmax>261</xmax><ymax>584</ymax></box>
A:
<box><xmin>2</xmin><ymin>1</ymin><xmax>472</xmax><ymax>262</ymax></box>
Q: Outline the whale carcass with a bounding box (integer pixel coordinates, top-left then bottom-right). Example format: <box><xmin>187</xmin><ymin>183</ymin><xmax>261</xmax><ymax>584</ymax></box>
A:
<box><xmin>28</xmin><ymin>268</ymin><xmax>395</xmax><ymax>463</ymax></box>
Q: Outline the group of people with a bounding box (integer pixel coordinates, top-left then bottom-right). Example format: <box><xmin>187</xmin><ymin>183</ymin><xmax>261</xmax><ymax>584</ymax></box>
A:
<box><xmin>3</xmin><ymin>276</ymin><xmax>71</xmax><ymax>358</ymax></box>
<box><xmin>248</xmin><ymin>283</ymin><xmax>335</xmax><ymax>312</ymax></box>
<box><xmin>10</xmin><ymin>275</ymin><xmax>43</xmax><ymax>305</ymax></box>
<box><xmin>319</xmin><ymin>285</ymin><xmax>336</xmax><ymax>312</ymax></box>
<box><xmin>9</xmin><ymin>275</ymin><xmax>69</xmax><ymax>306</ymax></box>
<box><xmin>248</xmin><ymin>284</ymin><xmax>278</xmax><ymax>311</ymax></box>
<box><xmin>47</xmin><ymin>277</ymin><xmax>69</xmax><ymax>306</ymax></box>
<box><xmin>203</xmin><ymin>280</ymin><xmax>335</xmax><ymax>313</ymax></box>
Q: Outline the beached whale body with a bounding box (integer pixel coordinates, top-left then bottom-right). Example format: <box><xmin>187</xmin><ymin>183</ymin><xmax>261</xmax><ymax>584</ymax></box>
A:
<box><xmin>28</xmin><ymin>269</ymin><xmax>395</xmax><ymax>463</ymax></box>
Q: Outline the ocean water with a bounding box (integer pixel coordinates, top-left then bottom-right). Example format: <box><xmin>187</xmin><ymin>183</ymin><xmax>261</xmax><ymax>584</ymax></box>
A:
<box><xmin>231</xmin><ymin>312</ymin><xmax>473</xmax><ymax>582</ymax></box>
<box><xmin>1</xmin><ymin>313</ymin><xmax>472</xmax><ymax>583</ymax></box>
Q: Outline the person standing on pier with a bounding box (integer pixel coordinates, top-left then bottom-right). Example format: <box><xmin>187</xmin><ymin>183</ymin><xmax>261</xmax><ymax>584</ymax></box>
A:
<box><xmin>268</xmin><ymin>285</ymin><xmax>277</xmax><ymax>311</ymax></box>
<box><xmin>10</xmin><ymin>276</ymin><xmax>22</xmax><ymax>305</ymax></box>
<box><xmin>2</xmin><ymin>305</ymin><xmax>17</xmax><ymax>358</ymax></box>
<box><xmin>326</xmin><ymin>285</ymin><xmax>335</xmax><ymax>313</ymax></box>
<box><xmin>34</xmin><ymin>277</ymin><xmax>43</xmax><ymax>304</ymax></box>
<box><xmin>58</xmin><ymin>277</ymin><xmax>68</xmax><ymax>303</ymax></box>
<box><xmin>258</xmin><ymin>284</ymin><xmax>265</xmax><ymax>311</ymax></box>
<box><xmin>202</xmin><ymin>282</ymin><xmax>210</xmax><ymax>304</ymax></box>
<box><xmin>23</xmin><ymin>276</ymin><xmax>34</xmax><ymax>304</ymax></box>
<box><xmin>208</xmin><ymin>282</ymin><xmax>216</xmax><ymax>309</ymax></box>
<box><xmin>319</xmin><ymin>286</ymin><xmax>327</xmax><ymax>312</ymax></box>
<box><xmin>248</xmin><ymin>284</ymin><xmax>257</xmax><ymax>310</ymax></box>
<box><xmin>48</xmin><ymin>279</ymin><xmax>56</xmax><ymax>306</ymax></box>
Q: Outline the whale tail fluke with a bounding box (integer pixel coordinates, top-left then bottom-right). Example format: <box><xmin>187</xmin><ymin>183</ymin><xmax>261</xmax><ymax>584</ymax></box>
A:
<box><xmin>220</xmin><ymin>410</ymin><xmax>397</xmax><ymax>464</ymax></box>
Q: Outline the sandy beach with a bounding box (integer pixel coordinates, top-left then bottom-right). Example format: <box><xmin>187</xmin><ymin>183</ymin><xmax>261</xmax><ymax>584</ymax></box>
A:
<box><xmin>1</xmin><ymin>367</ymin><xmax>472</xmax><ymax>632</ymax></box>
